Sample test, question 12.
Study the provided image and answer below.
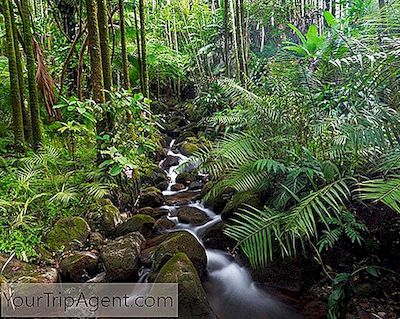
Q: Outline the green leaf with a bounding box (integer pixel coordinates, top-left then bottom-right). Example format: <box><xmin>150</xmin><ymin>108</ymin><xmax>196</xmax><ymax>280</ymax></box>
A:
<box><xmin>110</xmin><ymin>165</ymin><xmax>123</xmax><ymax>176</ymax></box>
<box><xmin>323</xmin><ymin>11</ymin><xmax>338</xmax><ymax>28</ymax></box>
<box><xmin>365</xmin><ymin>266</ymin><xmax>379</xmax><ymax>277</ymax></box>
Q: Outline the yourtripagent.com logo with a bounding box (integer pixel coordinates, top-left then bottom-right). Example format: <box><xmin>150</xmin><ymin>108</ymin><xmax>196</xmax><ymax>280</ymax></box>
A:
<box><xmin>0</xmin><ymin>283</ymin><xmax>178</xmax><ymax>317</ymax></box>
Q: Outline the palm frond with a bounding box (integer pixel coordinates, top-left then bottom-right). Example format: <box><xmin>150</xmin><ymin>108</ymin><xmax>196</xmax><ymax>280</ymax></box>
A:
<box><xmin>225</xmin><ymin>179</ymin><xmax>351</xmax><ymax>268</ymax></box>
<box><xmin>357</xmin><ymin>176</ymin><xmax>400</xmax><ymax>213</ymax></box>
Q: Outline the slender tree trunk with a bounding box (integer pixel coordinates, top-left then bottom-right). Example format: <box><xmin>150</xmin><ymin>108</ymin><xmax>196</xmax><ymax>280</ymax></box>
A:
<box><xmin>139</xmin><ymin>0</ymin><xmax>150</xmax><ymax>98</ymax></box>
<box><xmin>119</xmin><ymin>0</ymin><xmax>130</xmax><ymax>88</ymax></box>
<box><xmin>229</xmin><ymin>0</ymin><xmax>240</xmax><ymax>80</ymax></box>
<box><xmin>3</xmin><ymin>0</ymin><xmax>25</xmax><ymax>149</ymax></box>
<box><xmin>20</xmin><ymin>0</ymin><xmax>42</xmax><ymax>149</ymax></box>
<box><xmin>134</xmin><ymin>5</ymin><xmax>144</xmax><ymax>93</ymax></box>
<box><xmin>11</xmin><ymin>3</ymin><xmax>33</xmax><ymax>145</ymax></box>
<box><xmin>86</xmin><ymin>0</ymin><xmax>105</xmax><ymax>104</ymax></box>
<box><xmin>223</xmin><ymin>0</ymin><xmax>230</xmax><ymax>77</ymax></box>
<box><xmin>97</xmin><ymin>0</ymin><xmax>112</xmax><ymax>95</ymax></box>
<box><xmin>236</xmin><ymin>0</ymin><xmax>247</xmax><ymax>84</ymax></box>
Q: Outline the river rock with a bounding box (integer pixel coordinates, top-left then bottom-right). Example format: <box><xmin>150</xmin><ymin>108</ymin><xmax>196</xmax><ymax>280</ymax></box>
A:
<box><xmin>157</xmin><ymin>180</ymin><xmax>169</xmax><ymax>191</ymax></box>
<box><xmin>60</xmin><ymin>251</ymin><xmax>99</xmax><ymax>282</ymax></box>
<box><xmin>178</xmin><ymin>141</ymin><xmax>199</xmax><ymax>156</ymax></box>
<box><xmin>89</xmin><ymin>232</ymin><xmax>104</xmax><ymax>248</ymax></box>
<box><xmin>176</xmin><ymin>206</ymin><xmax>210</xmax><ymax>225</ymax></box>
<box><xmin>160</xmin><ymin>155</ymin><xmax>180</xmax><ymax>170</ymax></box>
<box><xmin>176</xmin><ymin>172</ymin><xmax>196</xmax><ymax>185</ymax></box>
<box><xmin>100</xmin><ymin>232</ymin><xmax>145</xmax><ymax>281</ymax></box>
<box><xmin>202</xmin><ymin>220</ymin><xmax>235</xmax><ymax>250</ymax></box>
<box><xmin>86</xmin><ymin>201</ymin><xmax>122</xmax><ymax>235</ymax></box>
<box><xmin>139</xmin><ymin>206</ymin><xmax>155</xmax><ymax>215</ymax></box>
<box><xmin>113</xmin><ymin>214</ymin><xmax>156</xmax><ymax>238</ymax></box>
<box><xmin>165</xmin><ymin>191</ymin><xmax>201</xmax><ymax>206</ymax></box>
<box><xmin>155</xmin><ymin>217</ymin><xmax>176</xmax><ymax>231</ymax></box>
<box><xmin>139</xmin><ymin>187</ymin><xmax>165</xmax><ymax>208</ymax></box>
<box><xmin>142</xmin><ymin>167</ymin><xmax>169</xmax><ymax>187</ymax></box>
<box><xmin>189</xmin><ymin>180</ymin><xmax>204</xmax><ymax>190</ymax></box>
<box><xmin>0</xmin><ymin>253</ymin><xmax>58</xmax><ymax>283</ymax></box>
<box><xmin>148</xmin><ymin>231</ymin><xmax>207</xmax><ymax>282</ymax></box>
<box><xmin>155</xmin><ymin>253</ymin><xmax>217</xmax><ymax>319</ymax></box>
<box><xmin>171</xmin><ymin>183</ymin><xmax>186</xmax><ymax>191</ymax></box>
<box><xmin>45</xmin><ymin>216</ymin><xmax>91</xmax><ymax>252</ymax></box>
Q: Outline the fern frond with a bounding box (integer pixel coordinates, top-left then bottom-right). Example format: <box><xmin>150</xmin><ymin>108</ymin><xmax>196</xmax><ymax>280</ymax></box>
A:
<box><xmin>225</xmin><ymin>180</ymin><xmax>351</xmax><ymax>268</ymax></box>
<box><xmin>357</xmin><ymin>176</ymin><xmax>400</xmax><ymax>213</ymax></box>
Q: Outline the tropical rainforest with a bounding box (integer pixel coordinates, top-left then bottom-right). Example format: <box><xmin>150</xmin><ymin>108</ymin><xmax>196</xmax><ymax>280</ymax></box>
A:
<box><xmin>0</xmin><ymin>0</ymin><xmax>399</xmax><ymax>318</ymax></box>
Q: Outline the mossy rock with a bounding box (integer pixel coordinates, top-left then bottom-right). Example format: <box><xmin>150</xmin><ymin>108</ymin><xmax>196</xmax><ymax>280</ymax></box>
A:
<box><xmin>176</xmin><ymin>173</ymin><xmax>195</xmax><ymax>185</ymax></box>
<box><xmin>86</xmin><ymin>203</ymin><xmax>121</xmax><ymax>236</ymax></box>
<box><xmin>148</xmin><ymin>231</ymin><xmax>207</xmax><ymax>282</ymax></box>
<box><xmin>100</xmin><ymin>232</ymin><xmax>145</xmax><ymax>281</ymax></box>
<box><xmin>45</xmin><ymin>217</ymin><xmax>91</xmax><ymax>252</ymax></box>
<box><xmin>113</xmin><ymin>214</ymin><xmax>156</xmax><ymax>238</ymax></box>
<box><xmin>155</xmin><ymin>253</ymin><xmax>217</xmax><ymax>319</ymax></box>
<box><xmin>60</xmin><ymin>252</ymin><xmax>99</xmax><ymax>282</ymax></box>
<box><xmin>139</xmin><ymin>187</ymin><xmax>165</xmax><ymax>208</ymax></box>
<box><xmin>178</xmin><ymin>142</ymin><xmax>199</xmax><ymax>156</ymax></box>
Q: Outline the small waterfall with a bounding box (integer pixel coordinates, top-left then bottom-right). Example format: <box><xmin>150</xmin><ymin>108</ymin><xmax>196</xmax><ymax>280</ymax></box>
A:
<box><xmin>157</xmin><ymin>141</ymin><xmax>300</xmax><ymax>319</ymax></box>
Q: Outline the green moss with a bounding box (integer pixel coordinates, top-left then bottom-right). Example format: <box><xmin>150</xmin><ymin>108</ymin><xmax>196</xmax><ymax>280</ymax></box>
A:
<box><xmin>45</xmin><ymin>217</ymin><xmax>91</xmax><ymax>251</ymax></box>
<box><xmin>148</xmin><ymin>231</ymin><xmax>207</xmax><ymax>282</ymax></box>
<box><xmin>155</xmin><ymin>253</ymin><xmax>215</xmax><ymax>319</ymax></box>
<box><xmin>101</xmin><ymin>204</ymin><xmax>121</xmax><ymax>232</ymax></box>
<box><xmin>114</xmin><ymin>214</ymin><xmax>155</xmax><ymax>237</ymax></box>
<box><xmin>179</xmin><ymin>142</ymin><xmax>199</xmax><ymax>156</ymax></box>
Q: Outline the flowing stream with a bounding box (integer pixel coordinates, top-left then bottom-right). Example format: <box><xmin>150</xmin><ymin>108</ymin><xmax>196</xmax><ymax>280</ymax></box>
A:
<box><xmin>157</xmin><ymin>140</ymin><xmax>300</xmax><ymax>319</ymax></box>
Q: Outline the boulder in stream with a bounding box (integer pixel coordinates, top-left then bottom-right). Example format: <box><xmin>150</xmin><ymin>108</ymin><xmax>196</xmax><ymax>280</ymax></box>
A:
<box><xmin>45</xmin><ymin>216</ymin><xmax>91</xmax><ymax>252</ymax></box>
<box><xmin>176</xmin><ymin>206</ymin><xmax>211</xmax><ymax>225</ymax></box>
<box><xmin>60</xmin><ymin>251</ymin><xmax>99</xmax><ymax>282</ymax></box>
<box><xmin>113</xmin><ymin>214</ymin><xmax>156</xmax><ymax>238</ymax></box>
<box><xmin>138</xmin><ymin>187</ymin><xmax>165</xmax><ymax>208</ymax></box>
<box><xmin>160</xmin><ymin>155</ymin><xmax>180</xmax><ymax>170</ymax></box>
<box><xmin>189</xmin><ymin>180</ymin><xmax>204</xmax><ymax>190</ymax></box>
<box><xmin>100</xmin><ymin>232</ymin><xmax>145</xmax><ymax>281</ymax></box>
<box><xmin>86</xmin><ymin>201</ymin><xmax>122</xmax><ymax>236</ymax></box>
<box><xmin>154</xmin><ymin>252</ymin><xmax>217</xmax><ymax>319</ymax></box>
<box><xmin>176</xmin><ymin>172</ymin><xmax>196</xmax><ymax>185</ymax></box>
<box><xmin>148</xmin><ymin>231</ymin><xmax>207</xmax><ymax>282</ymax></box>
<box><xmin>178</xmin><ymin>141</ymin><xmax>199</xmax><ymax>157</ymax></box>
<box><xmin>171</xmin><ymin>183</ymin><xmax>186</xmax><ymax>191</ymax></box>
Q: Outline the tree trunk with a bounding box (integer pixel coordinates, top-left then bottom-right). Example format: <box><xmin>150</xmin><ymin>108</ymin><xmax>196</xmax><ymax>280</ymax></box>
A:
<box><xmin>20</xmin><ymin>0</ymin><xmax>42</xmax><ymax>149</ymax></box>
<box><xmin>11</xmin><ymin>2</ymin><xmax>33</xmax><ymax>145</ymax></box>
<box><xmin>236</xmin><ymin>0</ymin><xmax>247</xmax><ymax>84</ymax></box>
<box><xmin>229</xmin><ymin>0</ymin><xmax>241</xmax><ymax>80</ymax></box>
<box><xmin>139</xmin><ymin>0</ymin><xmax>150</xmax><ymax>98</ymax></box>
<box><xmin>3</xmin><ymin>0</ymin><xmax>25</xmax><ymax>149</ymax></box>
<box><xmin>223</xmin><ymin>0</ymin><xmax>230</xmax><ymax>77</ymax></box>
<box><xmin>134</xmin><ymin>5</ymin><xmax>144</xmax><ymax>93</ymax></box>
<box><xmin>86</xmin><ymin>0</ymin><xmax>105</xmax><ymax>104</ymax></box>
<box><xmin>119</xmin><ymin>0</ymin><xmax>130</xmax><ymax>89</ymax></box>
<box><xmin>97</xmin><ymin>0</ymin><xmax>112</xmax><ymax>95</ymax></box>
<box><xmin>87</xmin><ymin>0</ymin><xmax>107</xmax><ymax>162</ymax></box>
